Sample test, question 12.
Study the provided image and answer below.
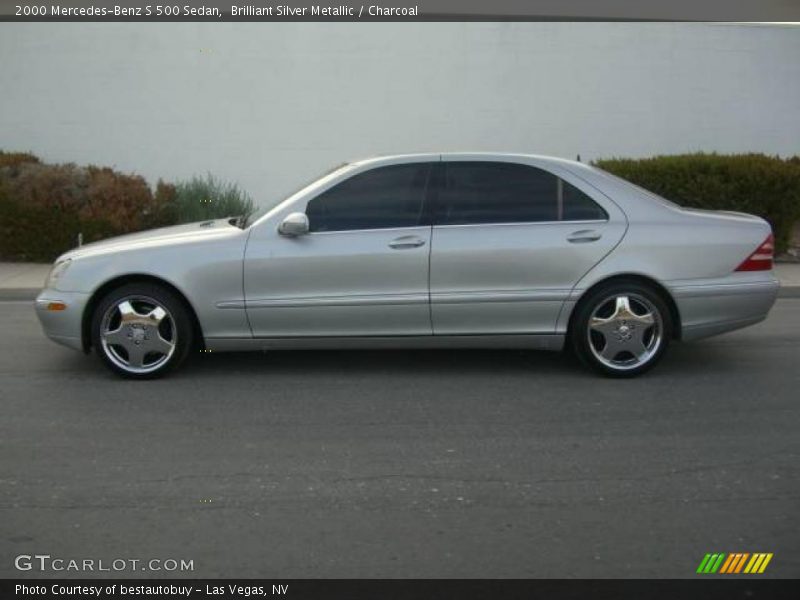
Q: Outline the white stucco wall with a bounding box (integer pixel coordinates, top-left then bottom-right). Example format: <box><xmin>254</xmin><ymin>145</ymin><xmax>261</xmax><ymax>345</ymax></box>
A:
<box><xmin>1</xmin><ymin>22</ymin><xmax>798</xmax><ymax>208</ymax></box>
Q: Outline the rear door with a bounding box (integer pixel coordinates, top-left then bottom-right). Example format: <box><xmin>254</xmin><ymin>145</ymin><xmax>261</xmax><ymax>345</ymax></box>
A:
<box><xmin>429</xmin><ymin>158</ymin><xmax>626</xmax><ymax>335</ymax></box>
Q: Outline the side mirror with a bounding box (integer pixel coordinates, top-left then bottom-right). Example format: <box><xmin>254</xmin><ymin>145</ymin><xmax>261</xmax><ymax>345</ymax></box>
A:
<box><xmin>278</xmin><ymin>212</ymin><xmax>310</xmax><ymax>237</ymax></box>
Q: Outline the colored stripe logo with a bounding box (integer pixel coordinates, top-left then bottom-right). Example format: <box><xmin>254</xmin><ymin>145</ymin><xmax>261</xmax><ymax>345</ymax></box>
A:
<box><xmin>696</xmin><ymin>553</ymin><xmax>773</xmax><ymax>574</ymax></box>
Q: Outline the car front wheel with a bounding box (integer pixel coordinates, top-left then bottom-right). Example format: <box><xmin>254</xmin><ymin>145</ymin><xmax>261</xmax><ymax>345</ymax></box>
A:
<box><xmin>571</xmin><ymin>281</ymin><xmax>672</xmax><ymax>377</ymax></box>
<box><xmin>91</xmin><ymin>283</ymin><xmax>193</xmax><ymax>379</ymax></box>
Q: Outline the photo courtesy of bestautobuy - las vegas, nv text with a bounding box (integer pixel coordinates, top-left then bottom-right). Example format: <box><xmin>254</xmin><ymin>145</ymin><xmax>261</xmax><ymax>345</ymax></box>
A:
<box><xmin>1</xmin><ymin>1</ymin><xmax>800</xmax><ymax>599</ymax></box>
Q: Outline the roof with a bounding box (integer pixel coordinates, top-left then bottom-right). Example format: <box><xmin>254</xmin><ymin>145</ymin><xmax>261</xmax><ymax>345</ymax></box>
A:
<box><xmin>350</xmin><ymin>152</ymin><xmax>586</xmax><ymax>170</ymax></box>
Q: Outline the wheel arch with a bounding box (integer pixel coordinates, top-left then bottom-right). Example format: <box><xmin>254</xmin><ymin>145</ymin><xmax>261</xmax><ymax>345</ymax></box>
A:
<box><xmin>567</xmin><ymin>273</ymin><xmax>682</xmax><ymax>340</ymax></box>
<box><xmin>81</xmin><ymin>274</ymin><xmax>205</xmax><ymax>353</ymax></box>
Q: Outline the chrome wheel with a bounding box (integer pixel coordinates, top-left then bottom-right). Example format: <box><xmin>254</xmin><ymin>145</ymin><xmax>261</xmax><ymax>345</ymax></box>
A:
<box><xmin>99</xmin><ymin>296</ymin><xmax>177</xmax><ymax>375</ymax></box>
<box><xmin>587</xmin><ymin>293</ymin><xmax>663</xmax><ymax>372</ymax></box>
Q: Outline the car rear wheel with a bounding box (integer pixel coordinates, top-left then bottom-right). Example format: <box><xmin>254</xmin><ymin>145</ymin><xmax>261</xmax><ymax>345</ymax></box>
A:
<box><xmin>91</xmin><ymin>283</ymin><xmax>193</xmax><ymax>379</ymax></box>
<box><xmin>571</xmin><ymin>281</ymin><xmax>672</xmax><ymax>377</ymax></box>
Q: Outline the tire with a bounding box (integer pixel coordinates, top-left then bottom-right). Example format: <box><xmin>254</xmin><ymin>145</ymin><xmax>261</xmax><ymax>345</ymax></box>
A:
<box><xmin>570</xmin><ymin>280</ymin><xmax>672</xmax><ymax>378</ymax></box>
<box><xmin>90</xmin><ymin>282</ymin><xmax>194</xmax><ymax>379</ymax></box>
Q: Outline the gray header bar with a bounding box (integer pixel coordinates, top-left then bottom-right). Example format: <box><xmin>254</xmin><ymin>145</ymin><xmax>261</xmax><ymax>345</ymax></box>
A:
<box><xmin>2</xmin><ymin>0</ymin><xmax>800</xmax><ymax>21</ymax></box>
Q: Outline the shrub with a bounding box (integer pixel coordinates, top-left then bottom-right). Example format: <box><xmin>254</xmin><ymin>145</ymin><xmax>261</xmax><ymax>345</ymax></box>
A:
<box><xmin>0</xmin><ymin>150</ymin><xmax>40</xmax><ymax>170</ymax></box>
<box><xmin>0</xmin><ymin>192</ymin><xmax>121</xmax><ymax>263</ymax></box>
<box><xmin>164</xmin><ymin>173</ymin><xmax>255</xmax><ymax>224</ymax></box>
<box><xmin>0</xmin><ymin>159</ymin><xmax>167</xmax><ymax>261</ymax></box>
<box><xmin>0</xmin><ymin>152</ymin><xmax>255</xmax><ymax>261</ymax></box>
<box><xmin>142</xmin><ymin>180</ymin><xmax>179</xmax><ymax>229</ymax></box>
<box><xmin>593</xmin><ymin>153</ymin><xmax>800</xmax><ymax>253</ymax></box>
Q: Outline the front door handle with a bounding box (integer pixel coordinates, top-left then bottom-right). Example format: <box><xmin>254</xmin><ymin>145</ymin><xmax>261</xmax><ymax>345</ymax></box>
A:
<box><xmin>567</xmin><ymin>230</ymin><xmax>602</xmax><ymax>243</ymax></box>
<box><xmin>389</xmin><ymin>236</ymin><xmax>426</xmax><ymax>250</ymax></box>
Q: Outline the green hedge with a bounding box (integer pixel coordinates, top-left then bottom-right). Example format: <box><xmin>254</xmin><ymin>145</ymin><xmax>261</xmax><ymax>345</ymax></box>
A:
<box><xmin>0</xmin><ymin>151</ymin><xmax>254</xmax><ymax>262</ymax></box>
<box><xmin>594</xmin><ymin>153</ymin><xmax>800</xmax><ymax>254</ymax></box>
<box><xmin>161</xmin><ymin>173</ymin><xmax>254</xmax><ymax>225</ymax></box>
<box><xmin>4</xmin><ymin>150</ymin><xmax>798</xmax><ymax>261</ymax></box>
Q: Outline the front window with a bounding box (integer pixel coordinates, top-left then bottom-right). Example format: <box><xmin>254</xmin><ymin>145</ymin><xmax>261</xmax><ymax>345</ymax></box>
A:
<box><xmin>305</xmin><ymin>163</ymin><xmax>432</xmax><ymax>232</ymax></box>
<box><xmin>241</xmin><ymin>162</ymin><xmax>352</xmax><ymax>228</ymax></box>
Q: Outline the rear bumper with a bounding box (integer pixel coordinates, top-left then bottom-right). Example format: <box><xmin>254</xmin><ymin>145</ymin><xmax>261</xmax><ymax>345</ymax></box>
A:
<box><xmin>670</xmin><ymin>275</ymin><xmax>780</xmax><ymax>341</ymax></box>
<box><xmin>34</xmin><ymin>289</ymin><xmax>91</xmax><ymax>351</ymax></box>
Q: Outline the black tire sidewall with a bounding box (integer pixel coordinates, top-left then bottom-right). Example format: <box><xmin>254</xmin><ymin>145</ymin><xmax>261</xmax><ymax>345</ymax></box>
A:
<box><xmin>571</xmin><ymin>281</ymin><xmax>672</xmax><ymax>378</ymax></box>
<box><xmin>90</xmin><ymin>283</ymin><xmax>193</xmax><ymax>379</ymax></box>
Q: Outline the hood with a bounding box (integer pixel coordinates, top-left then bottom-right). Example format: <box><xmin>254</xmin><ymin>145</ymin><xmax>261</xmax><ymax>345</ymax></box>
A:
<box><xmin>61</xmin><ymin>218</ymin><xmax>239</xmax><ymax>260</ymax></box>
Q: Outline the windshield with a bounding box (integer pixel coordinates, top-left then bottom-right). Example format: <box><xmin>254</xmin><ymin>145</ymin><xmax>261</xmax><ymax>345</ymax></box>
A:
<box><xmin>240</xmin><ymin>162</ymin><xmax>352</xmax><ymax>228</ymax></box>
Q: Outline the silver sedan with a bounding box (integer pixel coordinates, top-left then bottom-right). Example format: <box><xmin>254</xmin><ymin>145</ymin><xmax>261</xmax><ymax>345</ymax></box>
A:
<box><xmin>35</xmin><ymin>153</ymin><xmax>780</xmax><ymax>378</ymax></box>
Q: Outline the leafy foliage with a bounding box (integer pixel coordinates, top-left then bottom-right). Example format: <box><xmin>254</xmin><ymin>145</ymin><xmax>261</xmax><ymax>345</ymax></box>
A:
<box><xmin>0</xmin><ymin>152</ymin><xmax>254</xmax><ymax>262</ymax></box>
<box><xmin>162</xmin><ymin>173</ymin><xmax>254</xmax><ymax>225</ymax></box>
<box><xmin>0</xmin><ymin>159</ymin><xmax>162</xmax><ymax>261</ymax></box>
<box><xmin>594</xmin><ymin>153</ymin><xmax>800</xmax><ymax>253</ymax></box>
<box><xmin>0</xmin><ymin>150</ymin><xmax>40</xmax><ymax>170</ymax></box>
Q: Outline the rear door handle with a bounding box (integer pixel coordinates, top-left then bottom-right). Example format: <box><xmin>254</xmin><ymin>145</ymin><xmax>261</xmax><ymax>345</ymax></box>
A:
<box><xmin>567</xmin><ymin>229</ymin><xmax>602</xmax><ymax>243</ymax></box>
<box><xmin>389</xmin><ymin>236</ymin><xmax>426</xmax><ymax>250</ymax></box>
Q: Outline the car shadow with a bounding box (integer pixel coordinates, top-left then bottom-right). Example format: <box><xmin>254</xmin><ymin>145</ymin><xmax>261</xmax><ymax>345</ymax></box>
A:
<box><xmin>48</xmin><ymin>339</ymin><xmax>738</xmax><ymax>382</ymax></box>
<box><xmin>179</xmin><ymin>342</ymin><xmax>735</xmax><ymax>379</ymax></box>
<box><xmin>179</xmin><ymin>347</ymin><xmax>586</xmax><ymax>379</ymax></box>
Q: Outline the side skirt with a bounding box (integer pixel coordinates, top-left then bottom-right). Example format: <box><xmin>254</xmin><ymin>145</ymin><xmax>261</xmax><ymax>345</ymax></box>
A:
<box><xmin>205</xmin><ymin>334</ymin><xmax>565</xmax><ymax>352</ymax></box>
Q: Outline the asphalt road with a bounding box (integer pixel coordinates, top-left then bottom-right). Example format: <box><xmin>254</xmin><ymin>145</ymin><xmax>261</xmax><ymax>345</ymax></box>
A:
<box><xmin>1</xmin><ymin>299</ymin><xmax>799</xmax><ymax>579</ymax></box>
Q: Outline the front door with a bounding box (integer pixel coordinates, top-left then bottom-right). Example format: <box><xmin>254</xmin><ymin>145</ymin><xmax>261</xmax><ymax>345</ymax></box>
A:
<box><xmin>244</xmin><ymin>161</ymin><xmax>435</xmax><ymax>337</ymax></box>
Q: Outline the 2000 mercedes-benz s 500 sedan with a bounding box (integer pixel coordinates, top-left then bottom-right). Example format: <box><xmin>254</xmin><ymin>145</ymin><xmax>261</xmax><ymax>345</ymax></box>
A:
<box><xmin>35</xmin><ymin>153</ymin><xmax>780</xmax><ymax>378</ymax></box>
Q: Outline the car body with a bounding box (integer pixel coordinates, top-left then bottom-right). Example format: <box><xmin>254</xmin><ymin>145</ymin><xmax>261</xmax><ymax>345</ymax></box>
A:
<box><xmin>35</xmin><ymin>153</ymin><xmax>780</xmax><ymax>378</ymax></box>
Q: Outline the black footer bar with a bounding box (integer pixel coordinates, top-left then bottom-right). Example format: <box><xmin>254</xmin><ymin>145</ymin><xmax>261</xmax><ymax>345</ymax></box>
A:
<box><xmin>4</xmin><ymin>579</ymin><xmax>800</xmax><ymax>600</ymax></box>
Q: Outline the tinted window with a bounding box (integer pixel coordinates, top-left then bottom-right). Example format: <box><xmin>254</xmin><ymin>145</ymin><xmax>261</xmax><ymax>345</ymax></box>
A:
<box><xmin>306</xmin><ymin>163</ymin><xmax>431</xmax><ymax>232</ymax></box>
<box><xmin>436</xmin><ymin>162</ymin><xmax>558</xmax><ymax>225</ymax></box>
<box><xmin>561</xmin><ymin>180</ymin><xmax>608</xmax><ymax>221</ymax></box>
<box><xmin>434</xmin><ymin>162</ymin><xmax>608</xmax><ymax>225</ymax></box>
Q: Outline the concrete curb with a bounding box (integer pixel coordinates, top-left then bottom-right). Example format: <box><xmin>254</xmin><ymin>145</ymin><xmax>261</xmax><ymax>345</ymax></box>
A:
<box><xmin>3</xmin><ymin>287</ymin><xmax>800</xmax><ymax>302</ymax></box>
<box><xmin>0</xmin><ymin>289</ymin><xmax>41</xmax><ymax>301</ymax></box>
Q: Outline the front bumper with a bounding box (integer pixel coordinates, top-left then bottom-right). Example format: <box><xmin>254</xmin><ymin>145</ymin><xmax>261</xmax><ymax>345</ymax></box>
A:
<box><xmin>671</xmin><ymin>274</ymin><xmax>780</xmax><ymax>341</ymax></box>
<box><xmin>34</xmin><ymin>289</ymin><xmax>91</xmax><ymax>351</ymax></box>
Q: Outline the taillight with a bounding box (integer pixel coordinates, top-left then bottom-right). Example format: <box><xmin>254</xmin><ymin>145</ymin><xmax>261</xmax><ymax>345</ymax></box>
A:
<box><xmin>735</xmin><ymin>233</ymin><xmax>774</xmax><ymax>272</ymax></box>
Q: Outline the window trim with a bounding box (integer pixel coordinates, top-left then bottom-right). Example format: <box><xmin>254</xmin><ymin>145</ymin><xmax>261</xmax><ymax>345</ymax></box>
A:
<box><xmin>557</xmin><ymin>178</ymin><xmax>564</xmax><ymax>221</ymax></box>
<box><xmin>304</xmin><ymin>162</ymin><xmax>436</xmax><ymax>234</ymax></box>
<box><xmin>308</xmin><ymin>224</ymin><xmax>434</xmax><ymax>236</ymax></box>
<box><xmin>432</xmin><ymin>218</ymin><xmax>609</xmax><ymax>230</ymax></box>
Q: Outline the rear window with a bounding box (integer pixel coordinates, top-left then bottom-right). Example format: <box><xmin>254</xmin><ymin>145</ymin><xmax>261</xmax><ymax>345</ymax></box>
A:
<box><xmin>436</xmin><ymin>162</ymin><xmax>558</xmax><ymax>225</ymax></box>
<box><xmin>434</xmin><ymin>161</ymin><xmax>608</xmax><ymax>225</ymax></box>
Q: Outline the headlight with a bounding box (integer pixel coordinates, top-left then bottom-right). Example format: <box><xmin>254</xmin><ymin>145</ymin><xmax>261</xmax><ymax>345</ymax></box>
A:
<box><xmin>46</xmin><ymin>259</ymin><xmax>72</xmax><ymax>289</ymax></box>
